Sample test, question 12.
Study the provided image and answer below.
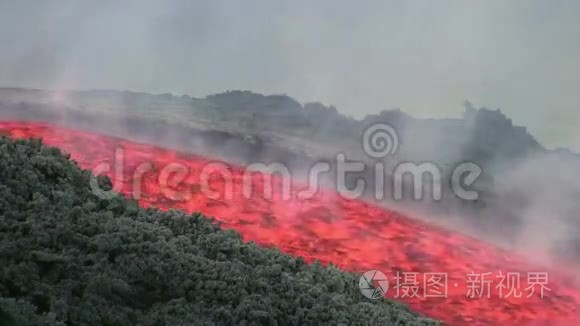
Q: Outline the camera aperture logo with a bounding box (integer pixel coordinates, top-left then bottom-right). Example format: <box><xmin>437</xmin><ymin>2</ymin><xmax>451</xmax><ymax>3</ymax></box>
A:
<box><xmin>362</xmin><ymin>123</ymin><xmax>399</xmax><ymax>158</ymax></box>
<box><xmin>359</xmin><ymin>270</ymin><xmax>390</xmax><ymax>300</ymax></box>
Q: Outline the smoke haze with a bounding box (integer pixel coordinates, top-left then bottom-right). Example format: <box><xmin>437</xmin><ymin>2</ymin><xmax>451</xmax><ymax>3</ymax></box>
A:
<box><xmin>1</xmin><ymin>0</ymin><xmax>579</xmax><ymax>151</ymax></box>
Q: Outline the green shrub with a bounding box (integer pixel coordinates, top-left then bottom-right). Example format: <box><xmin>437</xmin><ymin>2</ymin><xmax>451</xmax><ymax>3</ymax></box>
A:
<box><xmin>0</xmin><ymin>137</ymin><xmax>438</xmax><ymax>325</ymax></box>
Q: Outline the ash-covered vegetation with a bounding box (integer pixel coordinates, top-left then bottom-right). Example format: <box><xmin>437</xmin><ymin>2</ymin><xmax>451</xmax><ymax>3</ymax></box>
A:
<box><xmin>0</xmin><ymin>136</ymin><xmax>438</xmax><ymax>325</ymax></box>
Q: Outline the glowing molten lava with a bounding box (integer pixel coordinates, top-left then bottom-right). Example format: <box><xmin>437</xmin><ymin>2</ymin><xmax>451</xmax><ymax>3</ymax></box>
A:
<box><xmin>1</xmin><ymin>121</ymin><xmax>578</xmax><ymax>325</ymax></box>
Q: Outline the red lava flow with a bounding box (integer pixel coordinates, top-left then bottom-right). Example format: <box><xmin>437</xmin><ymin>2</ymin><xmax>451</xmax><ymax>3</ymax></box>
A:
<box><xmin>1</xmin><ymin>121</ymin><xmax>579</xmax><ymax>325</ymax></box>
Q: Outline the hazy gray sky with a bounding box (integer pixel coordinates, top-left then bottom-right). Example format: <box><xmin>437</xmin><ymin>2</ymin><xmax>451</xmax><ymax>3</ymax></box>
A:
<box><xmin>1</xmin><ymin>0</ymin><xmax>579</xmax><ymax>151</ymax></box>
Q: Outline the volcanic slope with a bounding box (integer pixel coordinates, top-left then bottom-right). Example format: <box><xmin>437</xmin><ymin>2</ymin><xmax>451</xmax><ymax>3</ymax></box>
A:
<box><xmin>0</xmin><ymin>132</ymin><xmax>437</xmax><ymax>325</ymax></box>
<box><xmin>1</xmin><ymin>121</ymin><xmax>579</xmax><ymax>325</ymax></box>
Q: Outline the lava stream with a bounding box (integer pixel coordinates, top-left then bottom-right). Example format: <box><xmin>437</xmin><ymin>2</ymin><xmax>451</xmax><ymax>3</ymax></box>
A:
<box><xmin>1</xmin><ymin>121</ymin><xmax>578</xmax><ymax>325</ymax></box>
